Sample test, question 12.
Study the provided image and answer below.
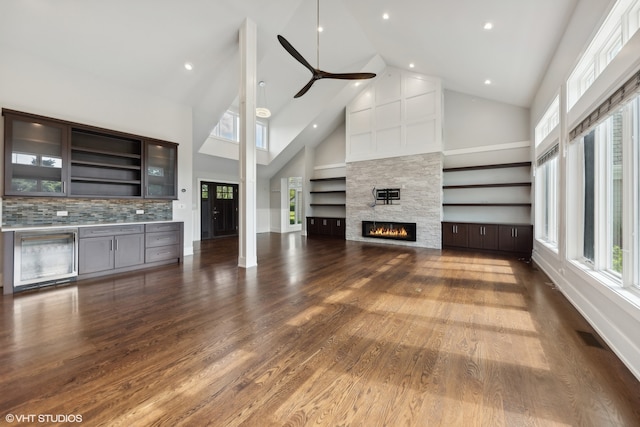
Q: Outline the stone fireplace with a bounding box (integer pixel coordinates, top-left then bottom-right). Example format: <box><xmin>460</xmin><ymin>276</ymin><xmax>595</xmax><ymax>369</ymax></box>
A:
<box><xmin>346</xmin><ymin>152</ymin><xmax>442</xmax><ymax>248</ymax></box>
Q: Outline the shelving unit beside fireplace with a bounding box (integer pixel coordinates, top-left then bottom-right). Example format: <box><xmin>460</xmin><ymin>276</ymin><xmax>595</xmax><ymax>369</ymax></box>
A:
<box><xmin>307</xmin><ymin>176</ymin><xmax>346</xmax><ymax>239</ymax></box>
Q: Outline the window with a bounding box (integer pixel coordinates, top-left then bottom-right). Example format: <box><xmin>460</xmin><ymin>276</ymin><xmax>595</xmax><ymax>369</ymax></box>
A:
<box><xmin>288</xmin><ymin>177</ymin><xmax>303</xmax><ymax>226</ymax></box>
<box><xmin>210</xmin><ymin>109</ymin><xmax>269</xmax><ymax>150</ymax></box>
<box><xmin>535</xmin><ymin>96</ymin><xmax>559</xmax><ymax>145</ymax></box>
<box><xmin>216</xmin><ymin>185</ymin><xmax>234</xmax><ymax>200</ymax></box>
<box><xmin>569</xmin><ymin>96</ymin><xmax>640</xmax><ymax>286</ymax></box>
<box><xmin>535</xmin><ymin>145</ymin><xmax>559</xmax><ymax>247</ymax></box>
<box><xmin>567</xmin><ymin>0</ymin><xmax>640</xmax><ymax>110</ymax></box>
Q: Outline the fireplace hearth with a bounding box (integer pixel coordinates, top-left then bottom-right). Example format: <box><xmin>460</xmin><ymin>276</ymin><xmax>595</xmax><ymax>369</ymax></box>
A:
<box><xmin>361</xmin><ymin>221</ymin><xmax>417</xmax><ymax>242</ymax></box>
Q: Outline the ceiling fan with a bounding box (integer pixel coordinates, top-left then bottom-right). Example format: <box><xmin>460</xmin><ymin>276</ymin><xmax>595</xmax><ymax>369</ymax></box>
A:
<box><xmin>277</xmin><ymin>0</ymin><xmax>376</xmax><ymax>98</ymax></box>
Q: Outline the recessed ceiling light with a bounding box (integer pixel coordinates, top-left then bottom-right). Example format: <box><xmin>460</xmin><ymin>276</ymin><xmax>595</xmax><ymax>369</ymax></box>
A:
<box><xmin>382</xmin><ymin>13</ymin><xmax>390</xmax><ymax>20</ymax></box>
<box><xmin>354</xmin><ymin>81</ymin><xmax>361</xmax><ymax>87</ymax></box>
<box><xmin>318</xmin><ymin>26</ymin><xmax>324</xmax><ymax>32</ymax></box>
<box><xmin>313</xmin><ymin>124</ymin><xmax>318</xmax><ymax>129</ymax></box>
<box><xmin>409</xmin><ymin>63</ymin><xmax>415</xmax><ymax>68</ymax></box>
<box><xmin>184</xmin><ymin>62</ymin><xmax>193</xmax><ymax>71</ymax></box>
<box><xmin>483</xmin><ymin>22</ymin><xmax>493</xmax><ymax>30</ymax></box>
<box><xmin>484</xmin><ymin>79</ymin><xmax>492</xmax><ymax>85</ymax></box>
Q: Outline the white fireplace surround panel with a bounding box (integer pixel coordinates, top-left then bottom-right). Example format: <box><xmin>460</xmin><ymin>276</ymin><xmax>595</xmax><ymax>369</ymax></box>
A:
<box><xmin>346</xmin><ymin>153</ymin><xmax>443</xmax><ymax>249</ymax></box>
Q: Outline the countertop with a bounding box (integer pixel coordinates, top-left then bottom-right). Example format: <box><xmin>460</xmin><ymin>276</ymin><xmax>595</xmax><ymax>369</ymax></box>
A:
<box><xmin>1</xmin><ymin>220</ymin><xmax>182</xmax><ymax>232</ymax></box>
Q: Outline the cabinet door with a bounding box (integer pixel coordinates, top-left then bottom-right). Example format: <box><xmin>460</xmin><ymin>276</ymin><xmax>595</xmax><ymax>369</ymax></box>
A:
<box><xmin>442</xmin><ymin>222</ymin><xmax>468</xmax><ymax>248</ymax></box>
<box><xmin>513</xmin><ymin>226</ymin><xmax>533</xmax><ymax>254</ymax></box>
<box><xmin>115</xmin><ymin>233</ymin><xmax>145</xmax><ymax>268</ymax></box>
<box><xmin>498</xmin><ymin>226</ymin><xmax>516</xmax><ymax>251</ymax></box>
<box><xmin>4</xmin><ymin>114</ymin><xmax>69</xmax><ymax>197</ymax></box>
<box><xmin>307</xmin><ymin>217</ymin><xmax>319</xmax><ymax>236</ymax></box>
<box><xmin>79</xmin><ymin>236</ymin><xmax>114</xmax><ymax>274</ymax></box>
<box><xmin>319</xmin><ymin>218</ymin><xmax>332</xmax><ymax>236</ymax></box>
<box><xmin>145</xmin><ymin>140</ymin><xmax>178</xmax><ymax>199</ymax></box>
<box><xmin>333</xmin><ymin>218</ymin><xmax>346</xmax><ymax>238</ymax></box>
<box><xmin>467</xmin><ymin>224</ymin><xmax>484</xmax><ymax>249</ymax></box>
<box><xmin>482</xmin><ymin>225</ymin><xmax>499</xmax><ymax>250</ymax></box>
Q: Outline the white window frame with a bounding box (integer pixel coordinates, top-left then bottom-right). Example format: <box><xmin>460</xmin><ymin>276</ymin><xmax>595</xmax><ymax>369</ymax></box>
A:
<box><xmin>210</xmin><ymin>109</ymin><xmax>269</xmax><ymax>150</ymax></box>
<box><xmin>567</xmin><ymin>0</ymin><xmax>640</xmax><ymax>111</ymax></box>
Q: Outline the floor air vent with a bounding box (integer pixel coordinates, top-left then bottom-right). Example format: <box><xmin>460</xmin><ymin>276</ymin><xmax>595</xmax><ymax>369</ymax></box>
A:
<box><xmin>576</xmin><ymin>330</ymin><xmax>606</xmax><ymax>349</ymax></box>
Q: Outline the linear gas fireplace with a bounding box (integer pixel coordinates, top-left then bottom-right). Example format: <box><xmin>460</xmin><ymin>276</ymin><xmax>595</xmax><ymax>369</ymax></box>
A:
<box><xmin>361</xmin><ymin>221</ymin><xmax>417</xmax><ymax>242</ymax></box>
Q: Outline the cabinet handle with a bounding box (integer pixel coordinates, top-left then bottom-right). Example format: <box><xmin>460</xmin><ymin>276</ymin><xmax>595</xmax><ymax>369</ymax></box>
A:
<box><xmin>110</xmin><ymin>240</ymin><xmax>113</xmax><ymax>251</ymax></box>
<box><xmin>515</xmin><ymin>228</ymin><xmax>518</xmax><ymax>238</ymax></box>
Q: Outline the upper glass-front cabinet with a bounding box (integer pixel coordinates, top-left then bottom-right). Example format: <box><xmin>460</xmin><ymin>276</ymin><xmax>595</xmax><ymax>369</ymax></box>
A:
<box><xmin>3</xmin><ymin>113</ymin><xmax>69</xmax><ymax>196</ymax></box>
<box><xmin>145</xmin><ymin>141</ymin><xmax>178</xmax><ymax>199</ymax></box>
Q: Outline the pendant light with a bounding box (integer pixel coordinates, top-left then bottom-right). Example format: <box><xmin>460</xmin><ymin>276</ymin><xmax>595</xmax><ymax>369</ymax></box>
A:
<box><xmin>256</xmin><ymin>81</ymin><xmax>271</xmax><ymax>118</ymax></box>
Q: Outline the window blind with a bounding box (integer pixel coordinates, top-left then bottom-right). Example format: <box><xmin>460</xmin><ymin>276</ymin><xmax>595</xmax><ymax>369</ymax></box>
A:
<box><xmin>537</xmin><ymin>144</ymin><xmax>559</xmax><ymax>167</ymax></box>
<box><xmin>569</xmin><ymin>69</ymin><xmax>640</xmax><ymax>141</ymax></box>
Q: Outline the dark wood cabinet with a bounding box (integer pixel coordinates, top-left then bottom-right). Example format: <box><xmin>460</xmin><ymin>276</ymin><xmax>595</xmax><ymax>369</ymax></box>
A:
<box><xmin>468</xmin><ymin>224</ymin><xmax>498</xmax><ymax>250</ymax></box>
<box><xmin>498</xmin><ymin>225</ymin><xmax>533</xmax><ymax>254</ymax></box>
<box><xmin>442</xmin><ymin>222</ymin><xmax>468</xmax><ymax>248</ymax></box>
<box><xmin>3</xmin><ymin>112</ymin><xmax>69</xmax><ymax>197</ymax></box>
<box><xmin>70</xmin><ymin>128</ymin><xmax>143</xmax><ymax>197</ymax></box>
<box><xmin>443</xmin><ymin>222</ymin><xmax>532</xmax><ymax>256</ymax></box>
<box><xmin>3</xmin><ymin>109</ymin><xmax>178</xmax><ymax>199</ymax></box>
<box><xmin>307</xmin><ymin>216</ymin><xmax>345</xmax><ymax>239</ymax></box>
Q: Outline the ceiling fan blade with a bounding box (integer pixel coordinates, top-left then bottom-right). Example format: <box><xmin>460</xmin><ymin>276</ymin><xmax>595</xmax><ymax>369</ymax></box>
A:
<box><xmin>277</xmin><ymin>35</ymin><xmax>315</xmax><ymax>74</ymax></box>
<box><xmin>321</xmin><ymin>72</ymin><xmax>377</xmax><ymax>80</ymax></box>
<box><xmin>294</xmin><ymin>78</ymin><xmax>317</xmax><ymax>98</ymax></box>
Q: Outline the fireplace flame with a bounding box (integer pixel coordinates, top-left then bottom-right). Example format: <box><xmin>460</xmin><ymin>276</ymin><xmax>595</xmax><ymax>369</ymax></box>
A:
<box><xmin>369</xmin><ymin>226</ymin><xmax>408</xmax><ymax>237</ymax></box>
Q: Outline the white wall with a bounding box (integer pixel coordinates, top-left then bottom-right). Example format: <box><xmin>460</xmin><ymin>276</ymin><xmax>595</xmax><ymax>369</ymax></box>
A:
<box><xmin>530</xmin><ymin>0</ymin><xmax>640</xmax><ymax>381</ymax></box>
<box><xmin>444</xmin><ymin>90</ymin><xmax>530</xmax><ymax>150</ymax></box>
<box><xmin>0</xmin><ymin>45</ymin><xmax>195</xmax><ymax>256</ymax></box>
<box><xmin>346</xmin><ymin>67</ymin><xmax>443</xmax><ymax>162</ymax></box>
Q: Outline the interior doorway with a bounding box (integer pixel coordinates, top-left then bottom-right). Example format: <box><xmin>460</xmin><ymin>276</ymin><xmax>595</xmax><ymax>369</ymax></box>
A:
<box><xmin>200</xmin><ymin>182</ymin><xmax>239</xmax><ymax>239</ymax></box>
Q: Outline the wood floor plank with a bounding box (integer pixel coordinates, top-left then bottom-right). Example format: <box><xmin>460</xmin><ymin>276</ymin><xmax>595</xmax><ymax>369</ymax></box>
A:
<box><xmin>0</xmin><ymin>233</ymin><xmax>639</xmax><ymax>426</ymax></box>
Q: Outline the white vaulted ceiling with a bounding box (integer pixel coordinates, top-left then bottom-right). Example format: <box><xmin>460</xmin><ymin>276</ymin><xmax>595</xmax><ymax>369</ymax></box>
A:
<box><xmin>0</xmin><ymin>0</ymin><xmax>578</xmax><ymax>172</ymax></box>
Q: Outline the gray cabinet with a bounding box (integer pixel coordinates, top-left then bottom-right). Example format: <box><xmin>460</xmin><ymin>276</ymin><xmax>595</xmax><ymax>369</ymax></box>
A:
<box><xmin>145</xmin><ymin>222</ymin><xmax>182</xmax><ymax>263</ymax></box>
<box><xmin>78</xmin><ymin>225</ymin><xmax>144</xmax><ymax>275</ymax></box>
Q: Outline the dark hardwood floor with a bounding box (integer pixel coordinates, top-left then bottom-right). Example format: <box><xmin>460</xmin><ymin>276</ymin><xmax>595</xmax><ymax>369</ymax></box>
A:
<box><xmin>1</xmin><ymin>233</ymin><xmax>639</xmax><ymax>426</ymax></box>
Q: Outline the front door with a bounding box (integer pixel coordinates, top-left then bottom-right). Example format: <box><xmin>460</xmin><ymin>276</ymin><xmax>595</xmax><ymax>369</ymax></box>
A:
<box><xmin>201</xmin><ymin>182</ymin><xmax>238</xmax><ymax>239</ymax></box>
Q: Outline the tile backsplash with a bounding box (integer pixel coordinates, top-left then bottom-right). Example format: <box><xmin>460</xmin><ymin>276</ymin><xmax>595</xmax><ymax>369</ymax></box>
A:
<box><xmin>1</xmin><ymin>198</ymin><xmax>172</xmax><ymax>228</ymax></box>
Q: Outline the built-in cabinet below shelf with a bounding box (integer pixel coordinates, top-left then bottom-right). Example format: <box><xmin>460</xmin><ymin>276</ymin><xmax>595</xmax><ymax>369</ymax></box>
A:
<box><xmin>442</xmin><ymin>222</ymin><xmax>532</xmax><ymax>256</ymax></box>
<box><xmin>307</xmin><ymin>176</ymin><xmax>346</xmax><ymax>239</ymax></box>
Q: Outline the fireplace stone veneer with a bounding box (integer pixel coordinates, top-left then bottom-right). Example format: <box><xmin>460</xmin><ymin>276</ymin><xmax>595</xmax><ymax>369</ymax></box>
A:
<box><xmin>346</xmin><ymin>153</ymin><xmax>442</xmax><ymax>248</ymax></box>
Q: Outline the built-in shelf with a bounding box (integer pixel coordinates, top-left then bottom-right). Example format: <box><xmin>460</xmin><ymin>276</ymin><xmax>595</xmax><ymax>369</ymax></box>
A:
<box><xmin>443</xmin><ymin>203</ymin><xmax>531</xmax><ymax>207</ymax></box>
<box><xmin>443</xmin><ymin>161</ymin><xmax>531</xmax><ymax>172</ymax></box>
<box><xmin>310</xmin><ymin>190</ymin><xmax>346</xmax><ymax>194</ymax></box>
<box><xmin>71</xmin><ymin>160</ymin><xmax>142</xmax><ymax>170</ymax></box>
<box><xmin>71</xmin><ymin>177</ymin><xmax>142</xmax><ymax>185</ymax></box>
<box><xmin>310</xmin><ymin>177</ymin><xmax>346</xmax><ymax>182</ymax></box>
<box><xmin>442</xmin><ymin>161</ymin><xmax>532</xmax><ymax>225</ymax></box>
<box><xmin>443</xmin><ymin>182</ymin><xmax>531</xmax><ymax>189</ymax></box>
<box><xmin>71</xmin><ymin>147</ymin><xmax>142</xmax><ymax>159</ymax></box>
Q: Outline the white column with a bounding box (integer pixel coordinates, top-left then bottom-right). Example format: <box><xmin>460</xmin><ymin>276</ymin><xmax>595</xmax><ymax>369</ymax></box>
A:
<box><xmin>238</xmin><ymin>18</ymin><xmax>258</xmax><ymax>268</ymax></box>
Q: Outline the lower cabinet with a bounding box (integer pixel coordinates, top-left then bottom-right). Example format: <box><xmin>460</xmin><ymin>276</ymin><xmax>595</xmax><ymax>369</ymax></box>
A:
<box><xmin>468</xmin><ymin>224</ymin><xmax>499</xmax><ymax>250</ymax></box>
<box><xmin>78</xmin><ymin>222</ymin><xmax>183</xmax><ymax>278</ymax></box>
<box><xmin>307</xmin><ymin>217</ymin><xmax>345</xmax><ymax>239</ymax></box>
<box><xmin>145</xmin><ymin>222</ymin><xmax>182</xmax><ymax>262</ymax></box>
<box><xmin>498</xmin><ymin>225</ymin><xmax>533</xmax><ymax>254</ymax></box>
<box><xmin>442</xmin><ymin>222</ymin><xmax>532</xmax><ymax>256</ymax></box>
<box><xmin>79</xmin><ymin>225</ymin><xmax>145</xmax><ymax>274</ymax></box>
